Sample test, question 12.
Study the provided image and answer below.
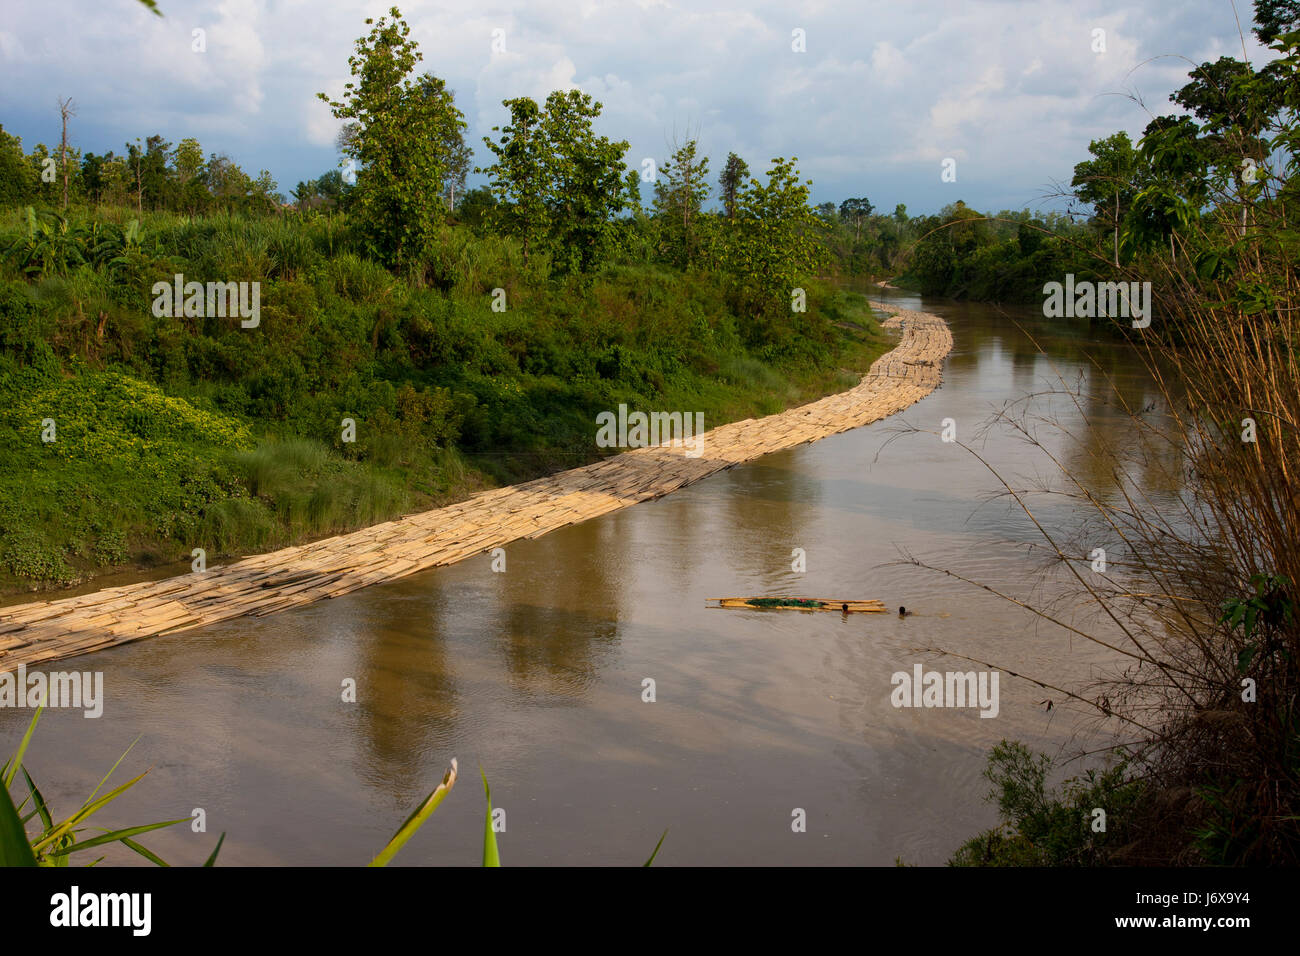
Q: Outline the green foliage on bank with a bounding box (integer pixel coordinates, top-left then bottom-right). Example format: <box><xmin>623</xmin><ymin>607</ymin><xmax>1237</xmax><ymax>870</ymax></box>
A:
<box><xmin>948</xmin><ymin>741</ymin><xmax>1144</xmax><ymax>866</ymax></box>
<box><xmin>0</xmin><ymin>203</ymin><xmax>885</xmax><ymax>592</ymax></box>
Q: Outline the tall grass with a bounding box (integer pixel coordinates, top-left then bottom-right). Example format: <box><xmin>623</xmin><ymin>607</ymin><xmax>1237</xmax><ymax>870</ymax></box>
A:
<box><xmin>215</xmin><ymin>437</ymin><xmax>412</xmax><ymax>547</ymax></box>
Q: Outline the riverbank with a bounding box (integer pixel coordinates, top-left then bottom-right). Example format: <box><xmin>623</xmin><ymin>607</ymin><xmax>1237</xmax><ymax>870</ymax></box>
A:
<box><xmin>0</xmin><ymin>305</ymin><xmax>951</xmax><ymax>671</ymax></box>
<box><xmin>1</xmin><ymin>203</ymin><xmax>892</xmax><ymax>598</ymax></box>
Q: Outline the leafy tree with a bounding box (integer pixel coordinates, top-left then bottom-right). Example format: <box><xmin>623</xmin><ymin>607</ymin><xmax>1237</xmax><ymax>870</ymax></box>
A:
<box><xmin>292</xmin><ymin>170</ymin><xmax>350</xmax><ymax>212</ymax></box>
<box><xmin>719</xmin><ymin>152</ymin><xmax>749</xmax><ymax>219</ymax></box>
<box><xmin>248</xmin><ymin>169</ymin><xmax>284</xmax><ymax>213</ymax></box>
<box><xmin>908</xmin><ymin>201</ymin><xmax>994</xmax><ymax>296</ymax></box>
<box><xmin>652</xmin><ymin>138</ymin><xmax>710</xmax><ymax>268</ymax></box>
<box><xmin>480</xmin><ymin>96</ymin><xmax>549</xmax><ymax>264</ymax></box>
<box><xmin>454</xmin><ymin>186</ymin><xmax>496</xmax><ymax>231</ymax></box>
<box><xmin>722</xmin><ymin>156</ymin><xmax>826</xmax><ymax>313</ymax></box>
<box><xmin>122</xmin><ymin>134</ymin><xmax>173</xmax><ymax>211</ymax></box>
<box><xmin>124</xmin><ymin>138</ymin><xmax>144</xmax><ymax>212</ymax></box>
<box><xmin>172</xmin><ymin>137</ymin><xmax>208</xmax><ymax>214</ymax></box>
<box><xmin>482</xmin><ymin>90</ymin><xmax>630</xmax><ymax>274</ymax></box>
<box><xmin>206</xmin><ymin>153</ymin><xmax>252</xmax><ymax>210</ymax></box>
<box><xmin>442</xmin><ymin>138</ymin><xmax>471</xmax><ymax>209</ymax></box>
<box><xmin>1072</xmin><ymin>131</ymin><xmax>1138</xmax><ymax>265</ymax></box>
<box><xmin>838</xmin><ymin>196</ymin><xmax>873</xmax><ymax>240</ymax></box>
<box><xmin>172</xmin><ymin>138</ymin><xmax>204</xmax><ymax>182</ymax></box>
<box><xmin>438</xmin><ymin>89</ymin><xmax>473</xmax><ymax>209</ymax></box>
<box><xmin>893</xmin><ymin>203</ymin><xmax>908</xmax><ymax>223</ymax></box>
<box><xmin>0</xmin><ymin>126</ymin><xmax>36</xmax><ymax>207</ymax></box>
<box><xmin>28</xmin><ymin>143</ymin><xmax>57</xmax><ymax>207</ymax></box>
<box><xmin>79</xmin><ymin>152</ymin><xmax>107</xmax><ymax>204</ymax></box>
<box><xmin>318</xmin><ymin>7</ymin><xmax>468</xmax><ymax>265</ymax></box>
<box><xmin>1254</xmin><ymin>0</ymin><xmax>1300</xmax><ymax>40</ymax></box>
<box><xmin>98</xmin><ymin>154</ymin><xmax>131</xmax><ymax>206</ymax></box>
<box><xmin>316</xmin><ymin>169</ymin><xmax>348</xmax><ymax>202</ymax></box>
<box><xmin>537</xmin><ymin>90</ymin><xmax>631</xmax><ymax>275</ymax></box>
<box><xmin>1123</xmin><ymin>116</ymin><xmax>1206</xmax><ymax>262</ymax></box>
<box><xmin>291</xmin><ymin>179</ymin><xmax>318</xmax><ymax>211</ymax></box>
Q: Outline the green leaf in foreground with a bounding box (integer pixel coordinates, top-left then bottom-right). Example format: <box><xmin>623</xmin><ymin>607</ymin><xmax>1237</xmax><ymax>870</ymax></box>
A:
<box><xmin>3</xmin><ymin>707</ymin><xmax>42</xmax><ymax>789</ymax></box>
<box><xmin>47</xmin><ymin>819</ymin><xmax>185</xmax><ymax>857</ymax></box>
<box><xmin>203</xmin><ymin>832</ymin><xmax>226</xmax><ymax>867</ymax></box>
<box><xmin>482</xmin><ymin>768</ymin><xmax>500</xmax><ymax>867</ymax></box>
<box><xmin>121</xmin><ymin>837</ymin><xmax>170</xmax><ymax>867</ymax></box>
<box><xmin>369</xmin><ymin>758</ymin><xmax>458</xmax><ymax>867</ymax></box>
<box><xmin>644</xmin><ymin>828</ymin><xmax>669</xmax><ymax>867</ymax></box>
<box><xmin>0</xmin><ymin>776</ymin><xmax>37</xmax><ymax>867</ymax></box>
<box><xmin>21</xmin><ymin>768</ymin><xmax>52</xmax><ymax>832</ymax></box>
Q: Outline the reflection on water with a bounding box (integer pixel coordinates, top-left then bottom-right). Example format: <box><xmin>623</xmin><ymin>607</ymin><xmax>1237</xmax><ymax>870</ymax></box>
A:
<box><xmin>1</xmin><ymin>290</ymin><xmax>1172</xmax><ymax>866</ymax></box>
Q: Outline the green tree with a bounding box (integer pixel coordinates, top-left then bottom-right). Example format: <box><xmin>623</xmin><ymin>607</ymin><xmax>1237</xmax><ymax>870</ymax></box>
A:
<box><xmin>480</xmin><ymin>96</ymin><xmax>549</xmax><ymax>265</ymax></box>
<box><xmin>132</xmin><ymin>135</ymin><xmax>173</xmax><ymax>211</ymax></box>
<box><xmin>438</xmin><ymin>89</ymin><xmax>473</xmax><ymax>209</ymax></box>
<box><xmin>28</xmin><ymin>143</ymin><xmax>57</xmax><ymax>207</ymax></box>
<box><xmin>248</xmin><ymin>169</ymin><xmax>284</xmax><ymax>213</ymax></box>
<box><xmin>1071</xmin><ymin>131</ymin><xmax>1138</xmax><ymax>266</ymax></box>
<box><xmin>318</xmin><ymin>7</ymin><xmax>467</xmax><ymax>265</ymax></box>
<box><xmin>838</xmin><ymin>196</ymin><xmax>873</xmax><ymax>241</ymax></box>
<box><xmin>316</xmin><ymin>169</ymin><xmax>350</xmax><ymax>206</ymax></box>
<box><xmin>99</xmin><ymin>153</ymin><xmax>131</xmax><ymax>206</ymax></box>
<box><xmin>1123</xmin><ymin>116</ymin><xmax>1206</xmax><ymax>262</ymax></box>
<box><xmin>171</xmin><ymin>137</ymin><xmax>209</xmax><ymax>214</ymax></box>
<box><xmin>537</xmin><ymin>89</ymin><xmax>631</xmax><ymax>275</ymax></box>
<box><xmin>719</xmin><ymin>152</ymin><xmax>749</xmax><ymax>219</ymax></box>
<box><xmin>652</xmin><ymin>138</ymin><xmax>710</xmax><ymax>268</ymax></box>
<box><xmin>454</xmin><ymin>186</ymin><xmax>497</xmax><ymax>231</ymax></box>
<box><xmin>482</xmin><ymin>90</ymin><xmax>630</xmax><ymax>274</ymax></box>
<box><xmin>79</xmin><ymin>151</ymin><xmax>107</xmax><ymax>205</ymax></box>
<box><xmin>291</xmin><ymin>179</ymin><xmax>316</xmax><ymax>211</ymax></box>
<box><xmin>205</xmin><ymin>153</ymin><xmax>252</xmax><ymax>211</ymax></box>
<box><xmin>124</xmin><ymin>138</ymin><xmax>144</xmax><ymax>212</ymax></box>
<box><xmin>0</xmin><ymin>126</ymin><xmax>37</xmax><ymax>207</ymax></box>
<box><xmin>722</xmin><ymin>156</ymin><xmax>826</xmax><ymax>312</ymax></box>
<box><xmin>1253</xmin><ymin>0</ymin><xmax>1300</xmax><ymax>40</ymax></box>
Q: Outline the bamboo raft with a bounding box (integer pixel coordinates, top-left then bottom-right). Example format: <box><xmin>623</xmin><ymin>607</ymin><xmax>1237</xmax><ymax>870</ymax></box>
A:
<box><xmin>708</xmin><ymin>597</ymin><xmax>888</xmax><ymax>613</ymax></box>
<box><xmin>0</xmin><ymin>307</ymin><xmax>951</xmax><ymax>671</ymax></box>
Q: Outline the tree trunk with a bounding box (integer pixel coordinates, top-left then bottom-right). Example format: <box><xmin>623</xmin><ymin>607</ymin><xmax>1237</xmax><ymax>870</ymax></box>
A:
<box><xmin>59</xmin><ymin>99</ymin><xmax>73</xmax><ymax>212</ymax></box>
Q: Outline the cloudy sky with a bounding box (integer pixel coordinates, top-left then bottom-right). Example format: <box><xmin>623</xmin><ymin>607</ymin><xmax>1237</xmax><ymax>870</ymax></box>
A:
<box><xmin>0</xmin><ymin>0</ymin><xmax>1279</xmax><ymax>214</ymax></box>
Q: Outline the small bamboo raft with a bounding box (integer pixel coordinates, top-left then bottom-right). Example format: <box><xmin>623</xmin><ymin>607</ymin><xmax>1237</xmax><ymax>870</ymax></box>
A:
<box><xmin>708</xmin><ymin>597</ymin><xmax>888</xmax><ymax>613</ymax></box>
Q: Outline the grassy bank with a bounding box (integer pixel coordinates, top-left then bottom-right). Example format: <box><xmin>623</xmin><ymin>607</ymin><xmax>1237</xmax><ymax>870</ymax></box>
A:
<box><xmin>0</xmin><ymin>207</ymin><xmax>889</xmax><ymax>596</ymax></box>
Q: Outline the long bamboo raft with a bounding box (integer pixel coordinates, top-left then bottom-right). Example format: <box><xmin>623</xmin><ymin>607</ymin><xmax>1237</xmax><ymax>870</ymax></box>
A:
<box><xmin>709</xmin><ymin>597</ymin><xmax>888</xmax><ymax>613</ymax></box>
<box><xmin>0</xmin><ymin>306</ymin><xmax>951</xmax><ymax>671</ymax></box>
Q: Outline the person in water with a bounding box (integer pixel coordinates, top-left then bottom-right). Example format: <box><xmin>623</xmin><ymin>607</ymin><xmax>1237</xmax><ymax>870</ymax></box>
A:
<box><xmin>899</xmin><ymin>606</ymin><xmax>912</xmax><ymax>617</ymax></box>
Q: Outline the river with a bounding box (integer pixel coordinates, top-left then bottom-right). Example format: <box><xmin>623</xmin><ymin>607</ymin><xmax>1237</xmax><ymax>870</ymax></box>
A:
<box><xmin>0</xmin><ymin>288</ymin><xmax>1173</xmax><ymax>866</ymax></box>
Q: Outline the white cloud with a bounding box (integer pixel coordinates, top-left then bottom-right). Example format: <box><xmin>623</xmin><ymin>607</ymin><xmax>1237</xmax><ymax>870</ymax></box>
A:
<box><xmin>0</xmin><ymin>0</ymin><xmax>1283</xmax><ymax>212</ymax></box>
<box><xmin>871</xmin><ymin>41</ymin><xmax>905</xmax><ymax>85</ymax></box>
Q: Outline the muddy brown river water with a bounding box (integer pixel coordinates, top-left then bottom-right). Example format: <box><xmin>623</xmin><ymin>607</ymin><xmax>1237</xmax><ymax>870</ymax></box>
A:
<box><xmin>0</xmin><ymin>288</ymin><xmax>1174</xmax><ymax>866</ymax></box>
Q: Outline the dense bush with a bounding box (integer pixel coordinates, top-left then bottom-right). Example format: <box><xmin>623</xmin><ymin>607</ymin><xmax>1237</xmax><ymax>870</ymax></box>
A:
<box><xmin>948</xmin><ymin>741</ymin><xmax>1144</xmax><ymax>866</ymax></box>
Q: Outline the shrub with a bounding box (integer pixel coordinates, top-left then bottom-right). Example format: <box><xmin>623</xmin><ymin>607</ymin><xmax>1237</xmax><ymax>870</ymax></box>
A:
<box><xmin>948</xmin><ymin>741</ymin><xmax>1143</xmax><ymax>866</ymax></box>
